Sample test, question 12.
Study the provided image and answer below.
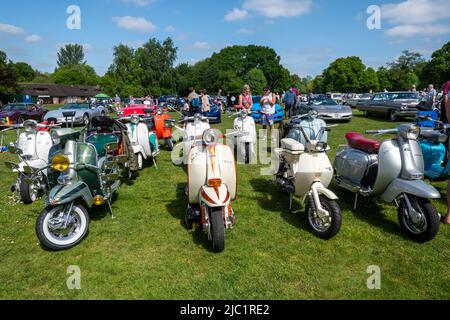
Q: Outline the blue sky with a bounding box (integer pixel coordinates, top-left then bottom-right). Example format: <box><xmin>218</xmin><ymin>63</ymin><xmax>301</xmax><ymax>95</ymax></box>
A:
<box><xmin>0</xmin><ymin>0</ymin><xmax>449</xmax><ymax>77</ymax></box>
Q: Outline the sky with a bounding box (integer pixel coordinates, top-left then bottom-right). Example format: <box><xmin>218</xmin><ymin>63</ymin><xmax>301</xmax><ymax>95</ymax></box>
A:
<box><xmin>0</xmin><ymin>0</ymin><xmax>449</xmax><ymax>78</ymax></box>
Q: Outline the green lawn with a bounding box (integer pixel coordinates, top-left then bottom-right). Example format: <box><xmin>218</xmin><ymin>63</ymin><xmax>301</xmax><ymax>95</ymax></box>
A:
<box><xmin>0</xmin><ymin>110</ymin><xmax>449</xmax><ymax>300</ymax></box>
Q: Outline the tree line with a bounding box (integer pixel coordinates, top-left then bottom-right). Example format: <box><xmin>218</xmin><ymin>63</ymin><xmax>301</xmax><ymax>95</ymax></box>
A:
<box><xmin>1</xmin><ymin>39</ymin><xmax>450</xmax><ymax>102</ymax></box>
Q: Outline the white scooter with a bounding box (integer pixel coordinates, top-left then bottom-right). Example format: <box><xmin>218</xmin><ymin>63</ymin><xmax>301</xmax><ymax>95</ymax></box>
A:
<box><xmin>4</xmin><ymin>120</ymin><xmax>58</xmax><ymax>204</ymax></box>
<box><xmin>121</xmin><ymin>115</ymin><xmax>159</xmax><ymax>170</ymax></box>
<box><xmin>166</xmin><ymin>120</ymin><xmax>247</xmax><ymax>252</ymax></box>
<box><xmin>274</xmin><ymin>112</ymin><xmax>342</xmax><ymax>239</ymax></box>
<box><xmin>230</xmin><ymin>109</ymin><xmax>257</xmax><ymax>164</ymax></box>
<box><xmin>172</xmin><ymin>114</ymin><xmax>211</xmax><ymax>166</ymax></box>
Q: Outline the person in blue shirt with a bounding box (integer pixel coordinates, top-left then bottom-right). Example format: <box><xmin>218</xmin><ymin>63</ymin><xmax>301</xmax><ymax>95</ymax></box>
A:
<box><xmin>283</xmin><ymin>86</ymin><xmax>298</xmax><ymax>119</ymax></box>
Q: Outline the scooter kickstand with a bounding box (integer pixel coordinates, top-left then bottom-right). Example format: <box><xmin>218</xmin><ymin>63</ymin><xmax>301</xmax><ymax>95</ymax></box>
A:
<box><xmin>289</xmin><ymin>194</ymin><xmax>293</xmax><ymax>211</ymax></box>
<box><xmin>152</xmin><ymin>157</ymin><xmax>159</xmax><ymax>170</ymax></box>
<box><xmin>353</xmin><ymin>193</ymin><xmax>359</xmax><ymax>212</ymax></box>
<box><xmin>107</xmin><ymin>200</ymin><xmax>116</xmax><ymax>220</ymax></box>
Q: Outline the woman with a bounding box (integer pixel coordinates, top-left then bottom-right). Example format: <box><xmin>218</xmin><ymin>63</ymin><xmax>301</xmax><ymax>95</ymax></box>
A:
<box><xmin>200</xmin><ymin>89</ymin><xmax>211</xmax><ymax>117</ymax></box>
<box><xmin>239</xmin><ymin>84</ymin><xmax>253</xmax><ymax>113</ymax></box>
<box><xmin>260</xmin><ymin>86</ymin><xmax>277</xmax><ymax>140</ymax></box>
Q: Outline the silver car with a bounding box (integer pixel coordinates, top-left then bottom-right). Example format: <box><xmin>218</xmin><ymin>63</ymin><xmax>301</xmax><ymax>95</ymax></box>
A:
<box><xmin>307</xmin><ymin>99</ymin><xmax>353</xmax><ymax>122</ymax></box>
<box><xmin>44</xmin><ymin>103</ymin><xmax>106</xmax><ymax>126</ymax></box>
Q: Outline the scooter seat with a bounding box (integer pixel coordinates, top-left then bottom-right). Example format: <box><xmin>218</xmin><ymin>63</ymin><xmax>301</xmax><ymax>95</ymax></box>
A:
<box><xmin>345</xmin><ymin>133</ymin><xmax>380</xmax><ymax>154</ymax></box>
<box><xmin>281</xmin><ymin>138</ymin><xmax>304</xmax><ymax>152</ymax></box>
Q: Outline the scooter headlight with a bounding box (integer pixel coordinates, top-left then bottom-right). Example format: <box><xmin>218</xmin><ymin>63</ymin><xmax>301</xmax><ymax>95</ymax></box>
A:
<box><xmin>406</xmin><ymin>125</ymin><xmax>420</xmax><ymax>140</ymax></box>
<box><xmin>203</xmin><ymin>129</ymin><xmax>221</xmax><ymax>146</ymax></box>
<box><xmin>131</xmin><ymin>115</ymin><xmax>140</xmax><ymax>124</ymax></box>
<box><xmin>24</xmin><ymin>120</ymin><xmax>38</xmax><ymax>133</ymax></box>
<box><xmin>52</xmin><ymin>155</ymin><xmax>70</xmax><ymax>172</ymax></box>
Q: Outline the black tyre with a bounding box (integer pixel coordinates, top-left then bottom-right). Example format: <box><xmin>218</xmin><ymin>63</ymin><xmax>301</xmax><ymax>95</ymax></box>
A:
<box><xmin>19</xmin><ymin>175</ymin><xmax>38</xmax><ymax>204</ymax></box>
<box><xmin>363</xmin><ymin>111</ymin><xmax>369</xmax><ymax>117</ymax></box>
<box><xmin>210</xmin><ymin>208</ymin><xmax>225</xmax><ymax>252</ymax></box>
<box><xmin>83</xmin><ymin>113</ymin><xmax>90</xmax><ymax>126</ymax></box>
<box><xmin>306</xmin><ymin>195</ymin><xmax>342</xmax><ymax>240</ymax></box>
<box><xmin>36</xmin><ymin>204</ymin><xmax>89</xmax><ymax>250</ymax></box>
<box><xmin>398</xmin><ymin>197</ymin><xmax>440</xmax><ymax>243</ymax></box>
<box><xmin>166</xmin><ymin>138</ymin><xmax>174</xmax><ymax>151</ymax></box>
<box><xmin>388</xmin><ymin>110</ymin><xmax>398</xmax><ymax>122</ymax></box>
<box><xmin>244</xmin><ymin>142</ymin><xmax>250</xmax><ymax>164</ymax></box>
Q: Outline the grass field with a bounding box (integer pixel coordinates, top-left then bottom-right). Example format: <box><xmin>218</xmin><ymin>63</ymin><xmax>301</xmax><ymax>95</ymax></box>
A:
<box><xmin>0</xmin><ymin>108</ymin><xmax>449</xmax><ymax>300</ymax></box>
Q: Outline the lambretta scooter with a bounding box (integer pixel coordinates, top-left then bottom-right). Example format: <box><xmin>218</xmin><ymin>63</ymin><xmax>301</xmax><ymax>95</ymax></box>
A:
<box><xmin>120</xmin><ymin>114</ymin><xmax>159</xmax><ymax>170</ymax></box>
<box><xmin>4</xmin><ymin>120</ymin><xmax>60</xmax><ymax>204</ymax></box>
<box><xmin>166</xmin><ymin>120</ymin><xmax>247</xmax><ymax>252</ymax></box>
<box><xmin>274</xmin><ymin>112</ymin><xmax>342</xmax><ymax>239</ymax></box>
<box><xmin>334</xmin><ymin>124</ymin><xmax>441</xmax><ymax>242</ymax></box>
<box><xmin>229</xmin><ymin>109</ymin><xmax>257</xmax><ymax>164</ymax></box>
<box><xmin>33</xmin><ymin>125</ymin><xmax>126</xmax><ymax>250</ymax></box>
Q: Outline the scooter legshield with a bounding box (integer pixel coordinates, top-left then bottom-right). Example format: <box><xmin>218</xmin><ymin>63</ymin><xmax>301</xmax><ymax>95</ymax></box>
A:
<box><xmin>46</xmin><ymin>181</ymin><xmax>94</xmax><ymax>207</ymax></box>
<box><xmin>199</xmin><ymin>185</ymin><xmax>231</xmax><ymax>208</ymax></box>
<box><xmin>381</xmin><ymin>178</ymin><xmax>441</xmax><ymax>203</ymax></box>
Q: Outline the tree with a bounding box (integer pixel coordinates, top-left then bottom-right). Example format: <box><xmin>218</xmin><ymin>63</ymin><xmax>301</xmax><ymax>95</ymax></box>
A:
<box><xmin>422</xmin><ymin>41</ymin><xmax>450</xmax><ymax>87</ymax></box>
<box><xmin>0</xmin><ymin>50</ymin><xmax>18</xmax><ymax>99</ymax></box>
<box><xmin>54</xmin><ymin>64</ymin><xmax>99</xmax><ymax>86</ymax></box>
<box><xmin>321</xmin><ymin>57</ymin><xmax>366</xmax><ymax>92</ymax></box>
<box><xmin>386</xmin><ymin>51</ymin><xmax>424</xmax><ymax>90</ymax></box>
<box><xmin>244</xmin><ymin>68</ymin><xmax>267</xmax><ymax>94</ymax></box>
<box><xmin>361</xmin><ymin>68</ymin><xmax>379</xmax><ymax>92</ymax></box>
<box><xmin>57</xmin><ymin>44</ymin><xmax>86</xmax><ymax>68</ymax></box>
<box><xmin>12</xmin><ymin>62</ymin><xmax>35</xmax><ymax>82</ymax></box>
<box><xmin>377</xmin><ymin>67</ymin><xmax>391</xmax><ymax>91</ymax></box>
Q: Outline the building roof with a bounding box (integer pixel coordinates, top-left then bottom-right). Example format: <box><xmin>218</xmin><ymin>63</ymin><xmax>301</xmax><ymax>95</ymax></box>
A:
<box><xmin>19</xmin><ymin>83</ymin><xmax>102</xmax><ymax>97</ymax></box>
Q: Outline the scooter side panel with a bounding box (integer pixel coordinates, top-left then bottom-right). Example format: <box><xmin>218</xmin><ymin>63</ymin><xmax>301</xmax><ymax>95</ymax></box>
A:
<box><xmin>137</xmin><ymin>123</ymin><xmax>152</xmax><ymax>157</ymax></box>
<box><xmin>17</xmin><ymin>132</ymin><xmax>36</xmax><ymax>158</ymax></box>
<box><xmin>381</xmin><ymin>178</ymin><xmax>441</xmax><ymax>203</ymax></box>
<box><xmin>372</xmin><ymin>140</ymin><xmax>402</xmax><ymax>195</ymax></box>
<box><xmin>35</xmin><ymin>131</ymin><xmax>52</xmax><ymax>163</ymax></box>
<box><xmin>46</xmin><ymin>181</ymin><xmax>94</xmax><ymax>207</ymax></box>
<box><xmin>187</xmin><ymin>146</ymin><xmax>208</xmax><ymax>204</ymax></box>
<box><xmin>294</xmin><ymin>153</ymin><xmax>333</xmax><ymax>197</ymax></box>
<box><xmin>216</xmin><ymin>144</ymin><xmax>237</xmax><ymax>201</ymax></box>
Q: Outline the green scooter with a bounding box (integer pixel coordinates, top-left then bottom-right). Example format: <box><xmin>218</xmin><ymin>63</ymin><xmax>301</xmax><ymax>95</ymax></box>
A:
<box><xmin>34</xmin><ymin>122</ymin><xmax>127</xmax><ymax>250</ymax></box>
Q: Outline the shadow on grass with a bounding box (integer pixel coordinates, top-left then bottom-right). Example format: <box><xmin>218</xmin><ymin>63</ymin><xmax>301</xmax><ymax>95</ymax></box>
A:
<box><xmin>165</xmin><ymin>182</ymin><xmax>215</xmax><ymax>253</ymax></box>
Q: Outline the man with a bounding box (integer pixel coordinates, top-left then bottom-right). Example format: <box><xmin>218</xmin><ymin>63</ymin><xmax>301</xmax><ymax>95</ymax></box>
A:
<box><xmin>283</xmin><ymin>86</ymin><xmax>297</xmax><ymax>119</ymax></box>
<box><xmin>200</xmin><ymin>89</ymin><xmax>210</xmax><ymax>117</ymax></box>
<box><xmin>187</xmin><ymin>87</ymin><xmax>199</xmax><ymax>103</ymax></box>
<box><xmin>427</xmin><ymin>84</ymin><xmax>437</xmax><ymax>105</ymax></box>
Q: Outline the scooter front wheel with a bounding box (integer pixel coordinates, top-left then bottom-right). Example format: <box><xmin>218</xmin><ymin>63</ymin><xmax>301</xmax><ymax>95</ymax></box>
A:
<box><xmin>306</xmin><ymin>195</ymin><xmax>342</xmax><ymax>240</ymax></box>
<box><xmin>398</xmin><ymin>197</ymin><xmax>440</xmax><ymax>243</ymax></box>
<box><xmin>36</xmin><ymin>204</ymin><xmax>90</xmax><ymax>250</ymax></box>
<box><xmin>19</xmin><ymin>175</ymin><xmax>39</xmax><ymax>204</ymax></box>
<box><xmin>210</xmin><ymin>208</ymin><xmax>225</xmax><ymax>253</ymax></box>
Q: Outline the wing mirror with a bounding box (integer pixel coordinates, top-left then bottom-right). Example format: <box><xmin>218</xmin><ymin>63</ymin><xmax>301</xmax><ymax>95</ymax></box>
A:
<box><xmin>8</xmin><ymin>143</ymin><xmax>23</xmax><ymax>155</ymax></box>
<box><xmin>104</xmin><ymin>142</ymin><xmax>119</xmax><ymax>154</ymax></box>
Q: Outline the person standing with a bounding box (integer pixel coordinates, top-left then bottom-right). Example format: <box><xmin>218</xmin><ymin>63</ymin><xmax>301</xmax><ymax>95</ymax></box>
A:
<box><xmin>200</xmin><ymin>89</ymin><xmax>211</xmax><ymax>117</ymax></box>
<box><xmin>260</xmin><ymin>86</ymin><xmax>277</xmax><ymax>140</ymax></box>
<box><xmin>283</xmin><ymin>86</ymin><xmax>297</xmax><ymax>119</ymax></box>
<box><xmin>239</xmin><ymin>84</ymin><xmax>253</xmax><ymax>113</ymax></box>
<box><xmin>188</xmin><ymin>87</ymin><xmax>199</xmax><ymax>103</ymax></box>
<box><xmin>427</xmin><ymin>84</ymin><xmax>437</xmax><ymax>105</ymax></box>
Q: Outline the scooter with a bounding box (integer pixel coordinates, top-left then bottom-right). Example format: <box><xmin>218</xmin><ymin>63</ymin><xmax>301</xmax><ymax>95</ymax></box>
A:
<box><xmin>120</xmin><ymin>114</ymin><xmax>159</xmax><ymax>170</ymax></box>
<box><xmin>4</xmin><ymin>120</ymin><xmax>61</xmax><ymax>204</ymax></box>
<box><xmin>284</xmin><ymin>110</ymin><xmax>328</xmax><ymax>146</ymax></box>
<box><xmin>33</xmin><ymin>122</ymin><xmax>127</xmax><ymax>250</ymax></box>
<box><xmin>153</xmin><ymin>109</ymin><xmax>175</xmax><ymax>151</ymax></box>
<box><xmin>274</xmin><ymin>112</ymin><xmax>342</xmax><ymax>239</ymax></box>
<box><xmin>334</xmin><ymin>123</ymin><xmax>441</xmax><ymax>242</ymax></box>
<box><xmin>166</xmin><ymin>120</ymin><xmax>246</xmax><ymax>252</ymax></box>
<box><xmin>229</xmin><ymin>109</ymin><xmax>257</xmax><ymax>163</ymax></box>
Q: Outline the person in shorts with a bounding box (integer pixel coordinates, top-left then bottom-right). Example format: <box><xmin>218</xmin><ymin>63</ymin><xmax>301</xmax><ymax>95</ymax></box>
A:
<box><xmin>260</xmin><ymin>86</ymin><xmax>277</xmax><ymax>140</ymax></box>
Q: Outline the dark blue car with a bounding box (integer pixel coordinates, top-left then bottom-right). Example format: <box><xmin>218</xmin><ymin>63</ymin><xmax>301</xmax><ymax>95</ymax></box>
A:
<box><xmin>251</xmin><ymin>96</ymin><xmax>284</xmax><ymax>123</ymax></box>
<box><xmin>190</xmin><ymin>98</ymin><xmax>222</xmax><ymax>124</ymax></box>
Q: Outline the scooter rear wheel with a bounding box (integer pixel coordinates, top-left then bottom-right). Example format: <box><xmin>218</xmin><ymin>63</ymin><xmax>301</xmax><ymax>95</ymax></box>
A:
<box><xmin>36</xmin><ymin>204</ymin><xmax>90</xmax><ymax>251</ymax></box>
<box><xmin>398</xmin><ymin>197</ymin><xmax>440</xmax><ymax>243</ymax></box>
<box><xmin>19</xmin><ymin>175</ymin><xmax>39</xmax><ymax>204</ymax></box>
<box><xmin>211</xmin><ymin>208</ymin><xmax>225</xmax><ymax>253</ymax></box>
<box><xmin>306</xmin><ymin>195</ymin><xmax>342</xmax><ymax>240</ymax></box>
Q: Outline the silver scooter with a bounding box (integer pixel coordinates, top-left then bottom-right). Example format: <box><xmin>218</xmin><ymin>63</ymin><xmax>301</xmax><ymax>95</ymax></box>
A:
<box><xmin>334</xmin><ymin>123</ymin><xmax>441</xmax><ymax>242</ymax></box>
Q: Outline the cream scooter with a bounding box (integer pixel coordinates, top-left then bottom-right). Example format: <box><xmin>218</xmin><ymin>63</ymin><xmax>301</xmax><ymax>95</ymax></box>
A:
<box><xmin>166</xmin><ymin>120</ymin><xmax>247</xmax><ymax>252</ymax></box>
<box><xmin>274</xmin><ymin>112</ymin><xmax>342</xmax><ymax>239</ymax></box>
<box><xmin>230</xmin><ymin>109</ymin><xmax>257</xmax><ymax>164</ymax></box>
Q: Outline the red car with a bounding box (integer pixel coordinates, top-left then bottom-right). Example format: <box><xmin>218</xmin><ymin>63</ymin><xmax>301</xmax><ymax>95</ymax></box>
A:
<box><xmin>0</xmin><ymin>103</ymin><xmax>48</xmax><ymax>125</ymax></box>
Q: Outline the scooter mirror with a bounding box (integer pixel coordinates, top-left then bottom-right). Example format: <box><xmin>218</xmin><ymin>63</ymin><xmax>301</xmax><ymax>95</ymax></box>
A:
<box><xmin>4</xmin><ymin>161</ymin><xmax>18</xmax><ymax>170</ymax></box>
<box><xmin>22</xmin><ymin>165</ymin><xmax>33</xmax><ymax>174</ymax></box>
<box><xmin>8</xmin><ymin>144</ymin><xmax>22</xmax><ymax>155</ymax></box>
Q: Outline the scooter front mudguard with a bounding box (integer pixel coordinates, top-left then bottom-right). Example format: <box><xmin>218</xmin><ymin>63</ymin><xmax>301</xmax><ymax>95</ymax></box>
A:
<box><xmin>199</xmin><ymin>185</ymin><xmax>231</xmax><ymax>208</ymax></box>
<box><xmin>381</xmin><ymin>178</ymin><xmax>441</xmax><ymax>203</ymax></box>
<box><xmin>46</xmin><ymin>181</ymin><xmax>94</xmax><ymax>207</ymax></box>
<box><xmin>313</xmin><ymin>182</ymin><xmax>339</xmax><ymax>201</ymax></box>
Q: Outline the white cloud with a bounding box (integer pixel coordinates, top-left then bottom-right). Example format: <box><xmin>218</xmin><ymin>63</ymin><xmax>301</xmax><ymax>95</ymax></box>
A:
<box><xmin>120</xmin><ymin>0</ymin><xmax>156</xmax><ymax>7</ymax></box>
<box><xmin>236</xmin><ymin>28</ymin><xmax>255</xmax><ymax>34</ymax></box>
<box><xmin>0</xmin><ymin>23</ymin><xmax>25</xmax><ymax>35</ymax></box>
<box><xmin>176</xmin><ymin>33</ymin><xmax>189</xmax><ymax>41</ymax></box>
<box><xmin>25</xmin><ymin>34</ymin><xmax>42</xmax><ymax>43</ymax></box>
<box><xmin>382</xmin><ymin>0</ymin><xmax>450</xmax><ymax>38</ymax></box>
<box><xmin>193</xmin><ymin>42</ymin><xmax>210</xmax><ymax>50</ymax></box>
<box><xmin>224</xmin><ymin>8</ymin><xmax>249</xmax><ymax>21</ymax></box>
<box><xmin>113</xmin><ymin>16</ymin><xmax>157</xmax><ymax>33</ymax></box>
<box><xmin>243</xmin><ymin>0</ymin><xmax>311</xmax><ymax>18</ymax></box>
<box><xmin>165</xmin><ymin>25</ymin><xmax>176</xmax><ymax>33</ymax></box>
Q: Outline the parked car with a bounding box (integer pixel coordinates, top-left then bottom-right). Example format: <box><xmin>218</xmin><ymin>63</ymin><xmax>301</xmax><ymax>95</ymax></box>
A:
<box><xmin>0</xmin><ymin>103</ymin><xmax>47</xmax><ymax>125</ymax></box>
<box><xmin>44</xmin><ymin>102</ymin><xmax>106</xmax><ymax>126</ymax></box>
<box><xmin>302</xmin><ymin>98</ymin><xmax>352</xmax><ymax>122</ymax></box>
<box><xmin>346</xmin><ymin>93</ymin><xmax>373</xmax><ymax>108</ymax></box>
<box><xmin>327</xmin><ymin>93</ymin><xmax>343</xmax><ymax>104</ymax></box>
<box><xmin>251</xmin><ymin>96</ymin><xmax>284</xmax><ymax>123</ymax></box>
<box><xmin>356</xmin><ymin>91</ymin><xmax>421</xmax><ymax>121</ymax></box>
<box><xmin>190</xmin><ymin>98</ymin><xmax>222</xmax><ymax>124</ymax></box>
